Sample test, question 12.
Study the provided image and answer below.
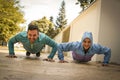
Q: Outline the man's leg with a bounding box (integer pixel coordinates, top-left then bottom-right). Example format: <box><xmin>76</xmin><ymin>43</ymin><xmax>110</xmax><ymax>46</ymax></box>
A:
<box><xmin>26</xmin><ymin>51</ymin><xmax>31</xmax><ymax>56</ymax></box>
<box><xmin>36</xmin><ymin>52</ymin><xmax>40</xmax><ymax>57</ymax></box>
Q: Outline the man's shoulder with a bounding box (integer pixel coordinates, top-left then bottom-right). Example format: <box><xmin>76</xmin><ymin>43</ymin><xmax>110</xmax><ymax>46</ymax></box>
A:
<box><xmin>39</xmin><ymin>32</ymin><xmax>45</xmax><ymax>36</ymax></box>
<box><xmin>38</xmin><ymin>32</ymin><xmax>46</xmax><ymax>41</ymax></box>
<box><xmin>19</xmin><ymin>31</ymin><xmax>27</xmax><ymax>37</ymax></box>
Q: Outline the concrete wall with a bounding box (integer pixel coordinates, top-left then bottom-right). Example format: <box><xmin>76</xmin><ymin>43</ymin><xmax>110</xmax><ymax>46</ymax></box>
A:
<box><xmin>69</xmin><ymin>0</ymin><xmax>101</xmax><ymax>43</ymax></box>
<box><xmin>54</xmin><ymin>31</ymin><xmax>63</xmax><ymax>43</ymax></box>
<box><xmin>54</xmin><ymin>0</ymin><xmax>101</xmax><ymax>43</ymax></box>
<box><xmin>97</xmin><ymin>0</ymin><xmax>120</xmax><ymax>64</ymax></box>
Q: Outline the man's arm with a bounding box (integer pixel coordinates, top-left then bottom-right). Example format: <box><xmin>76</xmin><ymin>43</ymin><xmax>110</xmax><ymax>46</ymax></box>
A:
<box><xmin>8</xmin><ymin>34</ymin><xmax>20</xmax><ymax>56</ymax></box>
<box><xmin>44</xmin><ymin>35</ymin><xmax>57</xmax><ymax>59</ymax></box>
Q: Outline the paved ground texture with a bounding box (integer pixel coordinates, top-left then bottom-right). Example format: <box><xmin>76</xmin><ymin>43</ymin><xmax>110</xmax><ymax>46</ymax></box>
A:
<box><xmin>0</xmin><ymin>47</ymin><xmax>120</xmax><ymax>80</ymax></box>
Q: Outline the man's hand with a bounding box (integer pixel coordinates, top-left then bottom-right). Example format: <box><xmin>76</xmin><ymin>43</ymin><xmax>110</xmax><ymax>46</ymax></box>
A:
<box><xmin>43</xmin><ymin>58</ymin><xmax>55</xmax><ymax>62</ymax></box>
<box><xmin>6</xmin><ymin>55</ymin><xmax>17</xmax><ymax>58</ymax></box>
<box><xmin>58</xmin><ymin>60</ymin><xmax>68</xmax><ymax>63</ymax></box>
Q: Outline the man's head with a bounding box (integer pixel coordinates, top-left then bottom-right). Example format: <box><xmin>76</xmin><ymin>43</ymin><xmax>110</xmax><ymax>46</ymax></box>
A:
<box><xmin>27</xmin><ymin>24</ymin><xmax>39</xmax><ymax>43</ymax></box>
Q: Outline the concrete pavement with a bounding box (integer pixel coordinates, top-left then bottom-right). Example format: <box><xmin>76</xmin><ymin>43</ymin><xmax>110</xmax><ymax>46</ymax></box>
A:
<box><xmin>0</xmin><ymin>47</ymin><xmax>120</xmax><ymax>80</ymax></box>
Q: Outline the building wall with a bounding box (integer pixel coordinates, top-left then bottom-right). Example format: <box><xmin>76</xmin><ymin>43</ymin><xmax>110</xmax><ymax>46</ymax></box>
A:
<box><xmin>97</xmin><ymin>0</ymin><xmax>120</xmax><ymax>64</ymax></box>
<box><xmin>69</xmin><ymin>0</ymin><xmax>101</xmax><ymax>43</ymax></box>
<box><xmin>54</xmin><ymin>32</ymin><xmax>63</xmax><ymax>43</ymax></box>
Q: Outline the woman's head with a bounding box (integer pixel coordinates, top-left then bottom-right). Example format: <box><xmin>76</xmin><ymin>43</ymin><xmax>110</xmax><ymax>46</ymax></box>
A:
<box><xmin>82</xmin><ymin>38</ymin><xmax>91</xmax><ymax>50</ymax></box>
<box><xmin>81</xmin><ymin>32</ymin><xmax>93</xmax><ymax>50</ymax></box>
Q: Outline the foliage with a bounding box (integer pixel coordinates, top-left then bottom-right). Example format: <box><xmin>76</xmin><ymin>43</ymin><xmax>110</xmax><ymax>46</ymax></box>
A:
<box><xmin>76</xmin><ymin>0</ymin><xmax>95</xmax><ymax>11</ymax></box>
<box><xmin>55</xmin><ymin>0</ymin><xmax>67</xmax><ymax>30</ymax></box>
<box><xmin>49</xmin><ymin>16</ymin><xmax>53</xmax><ymax>22</ymax></box>
<box><xmin>0</xmin><ymin>0</ymin><xmax>25</xmax><ymax>42</ymax></box>
<box><xmin>30</xmin><ymin>17</ymin><xmax>57</xmax><ymax>38</ymax></box>
<box><xmin>29</xmin><ymin>1</ymin><xmax>69</xmax><ymax>39</ymax></box>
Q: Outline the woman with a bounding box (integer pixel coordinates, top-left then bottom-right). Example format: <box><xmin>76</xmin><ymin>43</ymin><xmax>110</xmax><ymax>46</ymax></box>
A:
<box><xmin>57</xmin><ymin>32</ymin><xmax>111</xmax><ymax>66</ymax></box>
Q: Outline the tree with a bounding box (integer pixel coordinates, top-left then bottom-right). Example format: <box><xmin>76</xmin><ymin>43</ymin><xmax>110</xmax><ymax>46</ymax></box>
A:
<box><xmin>49</xmin><ymin>16</ymin><xmax>54</xmax><ymax>22</ymax></box>
<box><xmin>55</xmin><ymin>0</ymin><xmax>67</xmax><ymax>30</ymax></box>
<box><xmin>76</xmin><ymin>0</ymin><xmax>95</xmax><ymax>11</ymax></box>
<box><xmin>0</xmin><ymin>0</ymin><xmax>25</xmax><ymax>44</ymax></box>
<box><xmin>30</xmin><ymin>17</ymin><xmax>57</xmax><ymax>38</ymax></box>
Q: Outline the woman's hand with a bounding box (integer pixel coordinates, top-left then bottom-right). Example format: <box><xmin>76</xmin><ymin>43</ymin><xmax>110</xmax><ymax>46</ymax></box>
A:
<box><xmin>58</xmin><ymin>60</ymin><xmax>69</xmax><ymax>63</ymax></box>
<box><xmin>102</xmin><ymin>63</ymin><xmax>109</xmax><ymax>66</ymax></box>
<box><xmin>43</xmin><ymin>58</ymin><xmax>55</xmax><ymax>62</ymax></box>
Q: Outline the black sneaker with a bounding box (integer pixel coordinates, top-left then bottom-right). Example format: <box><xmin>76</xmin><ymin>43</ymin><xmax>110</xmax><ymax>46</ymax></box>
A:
<box><xmin>26</xmin><ymin>52</ymin><xmax>31</xmax><ymax>56</ymax></box>
<box><xmin>36</xmin><ymin>52</ymin><xmax>40</xmax><ymax>57</ymax></box>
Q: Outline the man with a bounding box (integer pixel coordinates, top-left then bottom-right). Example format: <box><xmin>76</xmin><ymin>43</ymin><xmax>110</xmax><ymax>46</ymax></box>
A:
<box><xmin>6</xmin><ymin>24</ymin><xmax>57</xmax><ymax>62</ymax></box>
<box><xmin>57</xmin><ymin>32</ymin><xmax>111</xmax><ymax>66</ymax></box>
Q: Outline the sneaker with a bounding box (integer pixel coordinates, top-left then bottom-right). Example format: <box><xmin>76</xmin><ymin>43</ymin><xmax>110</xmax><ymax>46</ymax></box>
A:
<box><xmin>36</xmin><ymin>52</ymin><xmax>40</xmax><ymax>57</ymax></box>
<box><xmin>26</xmin><ymin>52</ymin><xmax>31</xmax><ymax>56</ymax></box>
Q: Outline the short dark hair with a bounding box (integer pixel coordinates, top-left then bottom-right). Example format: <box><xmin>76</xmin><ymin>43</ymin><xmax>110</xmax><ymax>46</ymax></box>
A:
<box><xmin>28</xmin><ymin>23</ymin><xmax>39</xmax><ymax>32</ymax></box>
